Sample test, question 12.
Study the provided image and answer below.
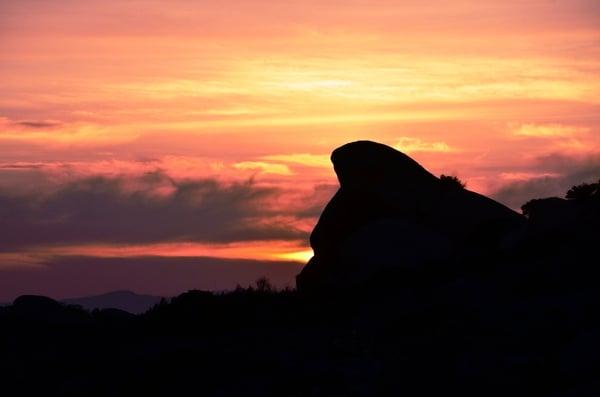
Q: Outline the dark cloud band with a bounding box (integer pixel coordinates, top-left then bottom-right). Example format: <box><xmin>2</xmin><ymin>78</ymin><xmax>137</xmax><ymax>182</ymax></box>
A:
<box><xmin>492</xmin><ymin>153</ymin><xmax>600</xmax><ymax>210</ymax></box>
<box><xmin>0</xmin><ymin>172</ymin><xmax>309</xmax><ymax>250</ymax></box>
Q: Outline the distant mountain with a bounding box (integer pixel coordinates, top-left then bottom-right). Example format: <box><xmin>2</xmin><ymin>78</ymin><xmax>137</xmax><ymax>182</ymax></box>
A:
<box><xmin>62</xmin><ymin>290</ymin><xmax>164</xmax><ymax>314</ymax></box>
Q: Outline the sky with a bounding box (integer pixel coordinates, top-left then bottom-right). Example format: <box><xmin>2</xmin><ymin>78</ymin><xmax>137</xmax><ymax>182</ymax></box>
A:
<box><xmin>1</xmin><ymin>0</ymin><xmax>599</xmax><ymax>300</ymax></box>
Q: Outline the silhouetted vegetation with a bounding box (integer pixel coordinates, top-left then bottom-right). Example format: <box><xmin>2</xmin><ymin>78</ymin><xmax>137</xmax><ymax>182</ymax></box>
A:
<box><xmin>522</xmin><ymin>179</ymin><xmax>600</xmax><ymax>217</ymax></box>
<box><xmin>521</xmin><ymin>197</ymin><xmax>542</xmax><ymax>217</ymax></box>
<box><xmin>566</xmin><ymin>179</ymin><xmax>600</xmax><ymax>200</ymax></box>
<box><xmin>440</xmin><ymin>174</ymin><xmax>466</xmax><ymax>189</ymax></box>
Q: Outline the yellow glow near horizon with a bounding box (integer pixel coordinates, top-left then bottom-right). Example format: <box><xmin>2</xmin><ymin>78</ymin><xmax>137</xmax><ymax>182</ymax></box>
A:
<box><xmin>275</xmin><ymin>250</ymin><xmax>314</xmax><ymax>263</ymax></box>
<box><xmin>12</xmin><ymin>242</ymin><xmax>315</xmax><ymax>265</ymax></box>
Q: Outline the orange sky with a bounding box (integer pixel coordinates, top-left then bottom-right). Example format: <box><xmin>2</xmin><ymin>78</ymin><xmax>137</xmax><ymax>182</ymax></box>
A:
<box><xmin>0</xmin><ymin>1</ymin><xmax>599</xmax><ymax>297</ymax></box>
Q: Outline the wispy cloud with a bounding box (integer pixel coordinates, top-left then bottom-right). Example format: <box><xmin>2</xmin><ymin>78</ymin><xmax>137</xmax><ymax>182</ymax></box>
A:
<box><xmin>0</xmin><ymin>172</ymin><xmax>310</xmax><ymax>251</ymax></box>
<box><xmin>491</xmin><ymin>152</ymin><xmax>600</xmax><ymax>209</ymax></box>
<box><xmin>260</xmin><ymin>153</ymin><xmax>331</xmax><ymax>168</ymax></box>
<box><xmin>232</xmin><ymin>161</ymin><xmax>293</xmax><ymax>175</ymax></box>
<box><xmin>393</xmin><ymin>137</ymin><xmax>454</xmax><ymax>154</ymax></box>
<box><xmin>511</xmin><ymin>123</ymin><xmax>589</xmax><ymax>138</ymax></box>
<box><xmin>0</xmin><ymin>117</ymin><xmax>139</xmax><ymax>146</ymax></box>
<box><xmin>15</xmin><ymin>120</ymin><xmax>62</xmax><ymax>129</ymax></box>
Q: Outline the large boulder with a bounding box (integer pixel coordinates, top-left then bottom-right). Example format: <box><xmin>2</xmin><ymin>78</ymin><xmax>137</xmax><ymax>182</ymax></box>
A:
<box><xmin>297</xmin><ymin>141</ymin><xmax>525</xmax><ymax>293</ymax></box>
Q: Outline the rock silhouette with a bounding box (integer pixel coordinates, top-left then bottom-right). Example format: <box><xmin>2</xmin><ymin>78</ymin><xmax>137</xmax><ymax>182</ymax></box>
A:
<box><xmin>298</xmin><ymin>140</ymin><xmax>525</xmax><ymax>292</ymax></box>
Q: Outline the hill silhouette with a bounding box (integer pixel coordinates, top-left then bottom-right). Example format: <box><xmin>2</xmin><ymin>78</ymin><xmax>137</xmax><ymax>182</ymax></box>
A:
<box><xmin>62</xmin><ymin>290</ymin><xmax>164</xmax><ymax>314</ymax></box>
<box><xmin>1</xmin><ymin>141</ymin><xmax>599</xmax><ymax>396</ymax></box>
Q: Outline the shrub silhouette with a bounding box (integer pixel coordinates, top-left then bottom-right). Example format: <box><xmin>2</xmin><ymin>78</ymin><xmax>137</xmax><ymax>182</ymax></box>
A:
<box><xmin>440</xmin><ymin>174</ymin><xmax>466</xmax><ymax>189</ymax></box>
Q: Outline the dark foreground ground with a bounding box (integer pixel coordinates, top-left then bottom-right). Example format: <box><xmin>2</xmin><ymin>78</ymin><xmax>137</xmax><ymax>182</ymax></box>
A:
<box><xmin>1</xmin><ymin>250</ymin><xmax>599</xmax><ymax>397</ymax></box>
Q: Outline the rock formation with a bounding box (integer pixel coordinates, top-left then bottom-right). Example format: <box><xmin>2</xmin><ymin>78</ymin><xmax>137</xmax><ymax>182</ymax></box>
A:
<box><xmin>297</xmin><ymin>140</ymin><xmax>525</xmax><ymax>292</ymax></box>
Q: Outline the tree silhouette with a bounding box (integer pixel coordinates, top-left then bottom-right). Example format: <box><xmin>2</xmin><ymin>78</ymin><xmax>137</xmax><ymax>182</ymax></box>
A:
<box><xmin>566</xmin><ymin>179</ymin><xmax>600</xmax><ymax>201</ymax></box>
<box><xmin>254</xmin><ymin>277</ymin><xmax>274</xmax><ymax>293</ymax></box>
<box><xmin>521</xmin><ymin>199</ymin><xmax>540</xmax><ymax>218</ymax></box>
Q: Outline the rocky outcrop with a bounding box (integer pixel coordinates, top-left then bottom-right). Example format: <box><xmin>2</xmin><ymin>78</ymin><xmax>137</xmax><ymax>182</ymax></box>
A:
<box><xmin>297</xmin><ymin>141</ymin><xmax>525</xmax><ymax>292</ymax></box>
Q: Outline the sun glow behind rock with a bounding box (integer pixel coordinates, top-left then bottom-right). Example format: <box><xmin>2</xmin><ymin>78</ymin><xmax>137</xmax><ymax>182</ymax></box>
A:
<box><xmin>275</xmin><ymin>250</ymin><xmax>314</xmax><ymax>263</ymax></box>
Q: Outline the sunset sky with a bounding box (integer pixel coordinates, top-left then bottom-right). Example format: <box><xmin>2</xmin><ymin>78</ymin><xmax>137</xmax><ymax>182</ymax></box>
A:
<box><xmin>1</xmin><ymin>0</ymin><xmax>599</xmax><ymax>300</ymax></box>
